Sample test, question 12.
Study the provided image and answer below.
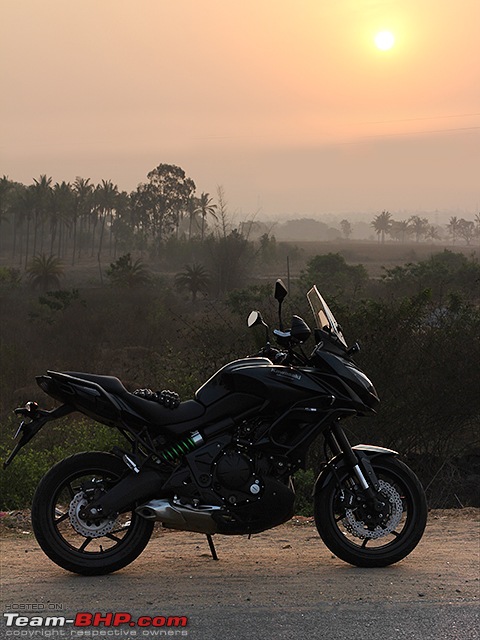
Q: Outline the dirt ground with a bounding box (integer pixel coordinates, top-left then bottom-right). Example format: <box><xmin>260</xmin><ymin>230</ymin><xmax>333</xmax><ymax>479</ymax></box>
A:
<box><xmin>1</xmin><ymin>508</ymin><xmax>479</xmax><ymax>639</ymax></box>
<box><xmin>1</xmin><ymin>508</ymin><xmax>479</xmax><ymax>602</ymax></box>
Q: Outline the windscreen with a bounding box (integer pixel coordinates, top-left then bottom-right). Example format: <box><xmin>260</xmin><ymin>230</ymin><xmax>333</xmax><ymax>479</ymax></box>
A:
<box><xmin>307</xmin><ymin>286</ymin><xmax>348</xmax><ymax>348</ymax></box>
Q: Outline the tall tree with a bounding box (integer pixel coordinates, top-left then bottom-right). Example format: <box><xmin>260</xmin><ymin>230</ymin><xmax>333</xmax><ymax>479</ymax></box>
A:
<box><xmin>197</xmin><ymin>192</ymin><xmax>217</xmax><ymax>241</ymax></box>
<box><xmin>389</xmin><ymin>220</ymin><xmax>410</xmax><ymax>243</ymax></box>
<box><xmin>145</xmin><ymin>164</ymin><xmax>196</xmax><ymax>247</ymax></box>
<box><xmin>186</xmin><ymin>196</ymin><xmax>200</xmax><ymax>239</ymax></box>
<box><xmin>12</xmin><ymin>185</ymin><xmax>37</xmax><ymax>268</ymax></box>
<box><xmin>110</xmin><ymin>190</ymin><xmax>133</xmax><ymax>258</ymax></box>
<box><xmin>94</xmin><ymin>180</ymin><xmax>118</xmax><ymax>282</ymax></box>
<box><xmin>425</xmin><ymin>225</ymin><xmax>441</xmax><ymax>243</ymax></box>
<box><xmin>409</xmin><ymin>215</ymin><xmax>429</xmax><ymax>243</ymax></box>
<box><xmin>0</xmin><ymin>176</ymin><xmax>13</xmax><ymax>253</ymax></box>
<box><xmin>72</xmin><ymin>177</ymin><xmax>93</xmax><ymax>264</ymax></box>
<box><xmin>95</xmin><ymin>180</ymin><xmax>118</xmax><ymax>252</ymax></box>
<box><xmin>32</xmin><ymin>175</ymin><xmax>53</xmax><ymax>256</ymax></box>
<box><xmin>446</xmin><ymin>216</ymin><xmax>460</xmax><ymax>245</ymax></box>
<box><xmin>214</xmin><ymin>186</ymin><xmax>229</xmax><ymax>239</ymax></box>
<box><xmin>371</xmin><ymin>210</ymin><xmax>392</xmax><ymax>244</ymax></box>
<box><xmin>340</xmin><ymin>219</ymin><xmax>352</xmax><ymax>240</ymax></box>
<box><xmin>457</xmin><ymin>219</ymin><xmax>475</xmax><ymax>245</ymax></box>
<box><xmin>50</xmin><ymin>181</ymin><xmax>73</xmax><ymax>256</ymax></box>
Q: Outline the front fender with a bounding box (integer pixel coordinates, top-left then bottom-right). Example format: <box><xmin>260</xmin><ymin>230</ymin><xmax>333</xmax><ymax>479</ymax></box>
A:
<box><xmin>313</xmin><ymin>444</ymin><xmax>398</xmax><ymax>496</ymax></box>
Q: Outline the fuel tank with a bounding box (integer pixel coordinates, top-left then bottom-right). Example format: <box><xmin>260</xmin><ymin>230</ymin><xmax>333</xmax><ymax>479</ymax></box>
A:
<box><xmin>195</xmin><ymin>357</ymin><xmax>330</xmax><ymax>409</ymax></box>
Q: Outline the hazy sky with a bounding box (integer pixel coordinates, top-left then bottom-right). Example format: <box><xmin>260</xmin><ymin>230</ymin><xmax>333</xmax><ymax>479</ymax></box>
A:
<box><xmin>1</xmin><ymin>0</ymin><xmax>479</xmax><ymax>219</ymax></box>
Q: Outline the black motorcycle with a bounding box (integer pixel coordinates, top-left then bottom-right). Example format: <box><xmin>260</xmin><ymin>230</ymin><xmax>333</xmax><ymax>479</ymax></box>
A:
<box><xmin>4</xmin><ymin>281</ymin><xmax>427</xmax><ymax>574</ymax></box>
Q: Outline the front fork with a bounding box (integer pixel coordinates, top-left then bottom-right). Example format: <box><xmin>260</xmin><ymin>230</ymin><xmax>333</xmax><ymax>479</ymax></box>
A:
<box><xmin>327</xmin><ymin>422</ymin><xmax>383</xmax><ymax>506</ymax></box>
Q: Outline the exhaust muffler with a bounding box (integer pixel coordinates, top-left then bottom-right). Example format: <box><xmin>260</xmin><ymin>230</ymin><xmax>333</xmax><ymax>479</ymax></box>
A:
<box><xmin>136</xmin><ymin>498</ymin><xmax>222</xmax><ymax>534</ymax></box>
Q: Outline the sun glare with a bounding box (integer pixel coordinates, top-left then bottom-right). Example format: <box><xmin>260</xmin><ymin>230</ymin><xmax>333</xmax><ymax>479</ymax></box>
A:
<box><xmin>374</xmin><ymin>30</ymin><xmax>395</xmax><ymax>51</ymax></box>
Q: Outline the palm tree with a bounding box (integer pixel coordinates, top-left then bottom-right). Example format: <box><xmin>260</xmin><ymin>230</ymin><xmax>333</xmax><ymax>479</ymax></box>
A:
<box><xmin>196</xmin><ymin>193</ymin><xmax>217</xmax><ymax>242</ymax></box>
<box><xmin>12</xmin><ymin>185</ymin><xmax>37</xmax><ymax>268</ymax></box>
<box><xmin>409</xmin><ymin>215</ymin><xmax>429</xmax><ymax>243</ymax></box>
<box><xmin>95</xmin><ymin>180</ymin><xmax>118</xmax><ymax>257</ymax></box>
<box><xmin>110</xmin><ymin>190</ymin><xmax>132</xmax><ymax>259</ymax></box>
<box><xmin>50</xmin><ymin>182</ymin><xmax>73</xmax><ymax>256</ymax></box>
<box><xmin>32</xmin><ymin>175</ymin><xmax>53</xmax><ymax>256</ymax></box>
<box><xmin>425</xmin><ymin>225</ymin><xmax>441</xmax><ymax>243</ymax></box>
<box><xmin>72</xmin><ymin>177</ymin><xmax>93</xmax><ymax>264</ymax></box>
<box><xmin>446</xmin><ymin>216</ymin><xmax>460</xmax><ymax>245</ymax></box>
<box><xmin>186</xmin><ymin>196</ymin><xmax>199</xmax><ymax>239</ymax></box>
<box><xmin>175</xmin><ymin>263</ymin><xmax>210</xmax><ymax>303</ymax></box>
<box><xmin>94</xmin><ymin>180</ymin><xmax>118</xmax><ymax>283</ymax></box>
<box><xmin>106</xmin><ymin>253</ymin><xmax>150</xmax><ymax>287</ymax></box>
<box><xmin>26</xmin><ymin>254</ymin><xmax>64</xmax><ymax>291</ymax></box>
<box><xmin>0</xmin><ymin>176</ymin><xmax>13</xmax><ymax>253</ymax></box>
<box><xmin>371</xmin><ymin>211</ymin><xmax>392</xmax><ymax>244</ymax></box>
<box><xmin>389</xmin><ymin>220</ymin><xmax>410</xmax><ymax>243</ymax></box>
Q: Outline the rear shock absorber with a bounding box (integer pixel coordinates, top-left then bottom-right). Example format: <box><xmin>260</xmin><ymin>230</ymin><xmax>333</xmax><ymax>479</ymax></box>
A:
<box><xmin>159</xmin><ymin>430</ymin><xmax>204</xmax><ymax>463</ymax></box>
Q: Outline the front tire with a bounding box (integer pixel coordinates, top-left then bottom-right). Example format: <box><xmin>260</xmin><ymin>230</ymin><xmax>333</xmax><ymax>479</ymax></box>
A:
<box><xmin>31</xmin><ymin>452</ymin><xmax>154</xmax><ymax>575</ymax></box>
<box><xmin>314</xmin><ymin>455</ymin><xmax>427</xmax><ymax>567</ymax></box>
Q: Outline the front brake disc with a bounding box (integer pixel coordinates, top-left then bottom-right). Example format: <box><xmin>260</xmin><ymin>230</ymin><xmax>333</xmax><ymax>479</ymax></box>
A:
<box><xmin>342</xmin><ymin>479</ymin><xmax>403</xmax><ymax>539</ymax></box>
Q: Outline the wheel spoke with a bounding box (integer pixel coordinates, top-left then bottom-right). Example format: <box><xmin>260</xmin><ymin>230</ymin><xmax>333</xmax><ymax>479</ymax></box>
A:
<box><xmin>109</xmin><ymin>525</ymin><xmax>130</xmax><ymax>535</ymax></box>
<box><xmin>54</xmin><ymin>512</ymin><xmax>69</xmax><ymax>525</ymax></box>
<box><xmin>79</xmin><ymin>537</ymin><xmax>93</xmax><ymax>551</ymax></box>
<box><xmin>361</xmin><ymin>538</ymin><xmax>369</xmax><ymax>548</ymax></box>
<box><xmin>105</xmin><ymin>533</ymin><xmax>123</xmax><ymax>543</ymax></box>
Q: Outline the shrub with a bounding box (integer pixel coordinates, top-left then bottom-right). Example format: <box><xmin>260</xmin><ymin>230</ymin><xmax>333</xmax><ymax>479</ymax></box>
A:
<box><xmin>0</xmin><ymin>417</ymin><xmax>124</xmax><ymax>509</ymax></box>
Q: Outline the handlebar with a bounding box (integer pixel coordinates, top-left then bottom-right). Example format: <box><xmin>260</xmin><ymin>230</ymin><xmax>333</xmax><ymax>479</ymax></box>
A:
<box><xmin>253</xmin><ymin>342</ymin><xmax>307</xmax><ymax>366</ymax></box>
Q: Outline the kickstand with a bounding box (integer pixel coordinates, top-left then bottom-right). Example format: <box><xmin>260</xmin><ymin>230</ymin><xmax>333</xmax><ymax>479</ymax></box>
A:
<box><xmin>206</xmin><ymin>534</ymin><xmax>218</xmax><ymax>561</ymax></box>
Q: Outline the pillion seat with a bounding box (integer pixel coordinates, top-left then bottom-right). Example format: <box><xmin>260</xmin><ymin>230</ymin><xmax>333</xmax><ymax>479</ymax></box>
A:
<box><xmin>51</xmin><ymin>371</ymin><xmax>206</xmax><ymax>434</ymax></box>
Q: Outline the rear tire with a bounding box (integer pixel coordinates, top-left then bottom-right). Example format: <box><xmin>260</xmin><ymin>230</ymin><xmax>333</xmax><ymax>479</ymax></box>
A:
<box><xmin>31</xmin><ymin>451</ymin><xmax>154</xmax><ymax>575</ymax></box>
<box><xmin>314</xmin><ymin>455</ymin><xmax>427</xmax><ymax>567</ymax></box>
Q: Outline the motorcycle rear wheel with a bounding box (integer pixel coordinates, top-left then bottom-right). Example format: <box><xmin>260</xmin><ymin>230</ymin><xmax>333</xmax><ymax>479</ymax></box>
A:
<box><xmin>31</xmin><ymin>451</ymin><xmax>154</xmax><ymax>575</ymax></box>
<box><xmin>314</xmin><ymin>455</ymin><xmax>427</xmax><ymax>567</ymax></box>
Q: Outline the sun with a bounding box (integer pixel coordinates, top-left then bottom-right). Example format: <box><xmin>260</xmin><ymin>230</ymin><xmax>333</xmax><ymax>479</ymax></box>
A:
<box><xmin>374</xmin><ymin>30</ymin><xmax>395</xmax><ymax>51</ymax></box>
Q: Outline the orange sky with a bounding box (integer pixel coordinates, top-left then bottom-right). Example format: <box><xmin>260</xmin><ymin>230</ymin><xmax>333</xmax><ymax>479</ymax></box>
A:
<box><xmin>1</xmin><ymin>0</ymin><xmax>479</xmax><ymax>218</ymax></box>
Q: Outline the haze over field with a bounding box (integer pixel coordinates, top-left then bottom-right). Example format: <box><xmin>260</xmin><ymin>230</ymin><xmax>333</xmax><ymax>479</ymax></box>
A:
<box><xmin>1</xmin><ymin>0</ymin><xmax>479</xmax><ymax>218</ymax></box>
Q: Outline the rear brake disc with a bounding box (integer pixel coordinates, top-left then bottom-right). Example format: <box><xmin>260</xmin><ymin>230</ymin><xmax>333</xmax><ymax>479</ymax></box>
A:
<box><xmin>68</xmin><ymin>491</ymin><xmax>118</xmax><ymax>538</ymax></box>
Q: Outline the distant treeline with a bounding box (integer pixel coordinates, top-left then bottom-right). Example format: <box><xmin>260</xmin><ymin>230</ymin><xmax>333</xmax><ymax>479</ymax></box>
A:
<box><xmin>1</xmin><ymin>165</ymin><xmax>479</xmax><ymax>273</ymax></box>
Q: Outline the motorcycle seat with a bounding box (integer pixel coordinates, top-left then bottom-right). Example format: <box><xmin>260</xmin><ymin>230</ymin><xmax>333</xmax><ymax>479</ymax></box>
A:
<box><xmin>62</xmin><ymin>371</ymin><xmax>127</xmax><ymax>396</ymax></box>
<box><xmin>60</xmin><ymin>371</ymin><xmax>205</xmax><ymax>434</ymax></box>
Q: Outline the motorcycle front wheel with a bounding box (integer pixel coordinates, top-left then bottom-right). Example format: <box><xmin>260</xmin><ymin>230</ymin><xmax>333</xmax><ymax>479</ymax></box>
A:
<box><xmin>31</xmin><ymin>451</ymin><xmax>154</xmax><ymax>575</ymax></box>
<box><xmin>314</xmin><ymin>455</ymin><xmax>427</xmax><ymax>567</ymax></box>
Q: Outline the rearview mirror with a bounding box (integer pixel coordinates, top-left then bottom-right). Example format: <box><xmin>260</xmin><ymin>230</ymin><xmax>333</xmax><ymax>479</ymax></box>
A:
<box><xmin>274</xmin><ymin>279</ymin><xmax>288</xmax><ymax>303</ymax></box>
<box><xmin>247</xmin><ymin>310</ymin><xmax>269</xmax><ymax>342</ymax></box>
<box><xmin>274</xmin><ymin>279</ymin><xmax>288</xmax><ymax>330</ymax></box>
<box><xmin>247</xmin><ymin>310</ymin><xmax>268</xmax><ymax>329</ymax></box>
<box><xmin>248</xmin><ymin>311</ymin><xmax>261</xmax><ymax>327</ymax></box>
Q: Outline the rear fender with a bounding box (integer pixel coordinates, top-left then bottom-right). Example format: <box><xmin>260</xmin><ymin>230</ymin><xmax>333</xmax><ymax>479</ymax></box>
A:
<box><xmin>313</xmin><ymin>444</ymin><xmax>398</xmax><ymax>496</ymax></box>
